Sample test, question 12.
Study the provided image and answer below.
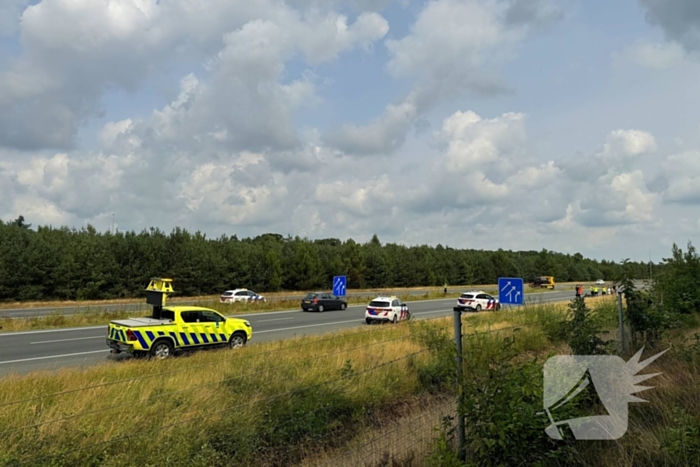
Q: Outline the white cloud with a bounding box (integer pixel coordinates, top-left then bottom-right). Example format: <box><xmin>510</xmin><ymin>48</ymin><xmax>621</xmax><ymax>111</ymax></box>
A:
<box><xmin>621</xmin><ymin>40</ymin><xmax>686</xmax><ymax>70</ymax></box>
<box><xmin>0</xmin><ymin>0</ymin><xmax>696</xmax><ymax>264</ymax></box>
<box><xmin>602</xmin><ymin>129</ymin><xmax>657</xmax><ymax>157</ymax></box>
<box><xmin>325</xmin><ymin>0</ymin><xmax>563</xmax><ymax>156</ymax></box>
<box><xmin>99</xmin><ymin>119</ymin><xmax>133</xmax><ymax>147</ymax></box>
<box><xmin>660</xmin><ymin>150</ymin><xmax>700</xmax><ymax>204</ymax></box>
<box><xmin>439</xmin><ymin>110</ymin><xmax>526</xmax><ymax>170</ymax></box>
<box><xmin>0</xmin><ymin>0</ymin><xmax>388</xmax><ymax>151</ymax></box>
<box><xmin>324</xmin><ymin>97</ymin><xmax>418</xmax><ymax>155</ymax></box>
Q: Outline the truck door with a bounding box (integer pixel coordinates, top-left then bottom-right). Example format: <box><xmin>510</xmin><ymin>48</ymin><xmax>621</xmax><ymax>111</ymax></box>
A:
<box><xmin>178</xmin><ymin>311</ymin><xmax>201</xmax><ymax>347</ymax></box>
<box><xmin>198</xmin><ymin>310</ymin><xmax>229</xmax><ymax>345</ymax></box>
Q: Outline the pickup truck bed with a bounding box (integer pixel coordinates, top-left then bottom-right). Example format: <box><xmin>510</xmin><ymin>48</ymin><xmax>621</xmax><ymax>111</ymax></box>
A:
<box><xmin>110</xmin><ymin>317</ymin><xmax>173</xmax><ymax>327</ymax></box>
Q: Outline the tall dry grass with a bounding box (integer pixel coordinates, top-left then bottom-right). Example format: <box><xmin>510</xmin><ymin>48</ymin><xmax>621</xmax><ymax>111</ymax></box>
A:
<box><xmin>0</xmin><ymin>322</ymin><xmax>433</xmax><ymax>466</ymax></box>
<box><xmin>0</xmin><ymin>296</ymin><xmax>668</xmax><ymax>467</ymax></box>
<box><xmin>0</xmin><ymin>298</ymin><xmax>576</xmax><ymax>467</ymax></box>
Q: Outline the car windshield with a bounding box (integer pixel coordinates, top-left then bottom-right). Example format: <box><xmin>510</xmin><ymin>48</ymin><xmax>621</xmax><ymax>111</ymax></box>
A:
<box><xmin>369</xmin><ymin>300</ymin><xmax>390</xmax><ymax>307</ymax></box>
<box><xmin>460</xmin><ymin>294</ymin><xmax>474</xmax><ymax>299</ymax></box>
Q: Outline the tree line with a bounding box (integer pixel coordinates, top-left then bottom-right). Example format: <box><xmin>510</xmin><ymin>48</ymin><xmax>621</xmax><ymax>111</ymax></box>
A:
<box><xmin>0</xmin><ymin>215</ymin><xmax>653</xmax><ymax>302</ymax></box>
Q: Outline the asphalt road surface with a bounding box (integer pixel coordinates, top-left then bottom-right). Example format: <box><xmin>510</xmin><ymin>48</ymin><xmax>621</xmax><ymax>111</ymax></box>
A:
<box><xmin>0</xmin><ymin>290</ymin><xmax>580</xmax><ymax>376</ymax></box>
<box><xmin>0</xmin><ymin>287</ymin><xmax>580</xmax><ymax>318</ymax></box>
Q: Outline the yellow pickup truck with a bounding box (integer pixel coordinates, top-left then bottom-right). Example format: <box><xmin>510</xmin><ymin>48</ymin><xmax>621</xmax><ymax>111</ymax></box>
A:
<box><xmin>107</xmin><ymin>306</ymin><xmax>252</xmax><ymax>358</ymax></box>
<box><xmin>106</xmin><ymin>278</ymin><xmax>252</xmax><ymax>359</ymax></box>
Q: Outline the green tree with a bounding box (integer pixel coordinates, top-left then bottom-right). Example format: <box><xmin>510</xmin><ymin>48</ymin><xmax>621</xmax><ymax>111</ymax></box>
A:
<box><xmin>656</xmin><ymin>242</ymin><xmax>700</xmax><ymax>315</ymax></box>
<box><xmin>262</xmin><ymin>250</ymin><xmax>283</xmax><ymax>291</ymax></box>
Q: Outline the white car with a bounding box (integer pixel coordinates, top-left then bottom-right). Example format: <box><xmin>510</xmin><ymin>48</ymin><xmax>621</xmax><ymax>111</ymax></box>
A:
<box><xmin>220</xmin><ymin>289</ymin><xmax>266</xmax><ymax>303</ymax></box>
<box><xmin>365</xmin><ymin>296</ymin><xmax>410</xmax><ymax>324</ymax></box>
<box><xmin>595</xmin><ymin>279</ymin><xmax>605</xmax><ymax>285</ymax></box>
<box><xmin>455</xmin><ymin>291</ymin><xmax>500</xmax><ymax>312</ymax></box>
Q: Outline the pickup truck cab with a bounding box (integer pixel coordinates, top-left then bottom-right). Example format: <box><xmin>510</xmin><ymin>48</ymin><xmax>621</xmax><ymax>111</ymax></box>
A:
<box><xmin>107</xmin><ymin>306</ymin><xmax>252</xmax><ymax>359</ymax></box>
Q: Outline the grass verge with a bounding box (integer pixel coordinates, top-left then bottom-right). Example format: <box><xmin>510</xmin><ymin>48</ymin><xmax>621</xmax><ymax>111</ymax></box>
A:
<box><xmin>0</xmin><ymin>298</ymin><xmax>609</xmax><ymax>467</ymax></box>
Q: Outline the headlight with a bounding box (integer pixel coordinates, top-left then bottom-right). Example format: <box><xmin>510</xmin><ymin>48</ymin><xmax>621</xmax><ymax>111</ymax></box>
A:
<box><xmin>244</xmin><ymin>321</ymin><xmax>251</xmax><ymax>327</ymax></box>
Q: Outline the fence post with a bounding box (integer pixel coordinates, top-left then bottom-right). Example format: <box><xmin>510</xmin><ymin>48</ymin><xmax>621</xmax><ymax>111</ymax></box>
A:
<box><xmin>453</xmin><ymin>307</ymin><xmax>466</xmax><ymax>461</ymax></box>
<box><xmin>617</xmin><ymin>292</ymin><xmax>627</xmax><ymax>355</ymax></box>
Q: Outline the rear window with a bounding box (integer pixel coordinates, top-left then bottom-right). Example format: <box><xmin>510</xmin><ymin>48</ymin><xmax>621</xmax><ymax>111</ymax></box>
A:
<box><xmin>161</xmin><ymin>309</ymin><xmax>175</xmax><ymax>321</ymax></box>
<box><xmin>304</xmin><ymin>293</ymin><xmax>317</xmax><ymax>299</ymax></box>
<box><xmin>460</xmin><ymin>294</ymin><xmax>474</xmax><ymax>299</ymax></box>
<box><xmin>369</xmin><ymin>300</ymin><xmax>390</xmax><ymax>307</ymax></box>
<box><xmin>221</xmin><ymin>292</ymin><xmax>233</xmax><ymax>296</ymax></box>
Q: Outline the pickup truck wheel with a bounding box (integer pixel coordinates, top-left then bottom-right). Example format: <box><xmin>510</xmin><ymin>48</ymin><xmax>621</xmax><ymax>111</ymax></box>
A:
<box><xmin>151</xmin><ymin>340</ymin><xmax>174</xmax><ymax>359</ymax></box>
<box><xmin>229</xmin><ymin>332</ymin><xmax>247</xmax><ymax>349</ymax></box>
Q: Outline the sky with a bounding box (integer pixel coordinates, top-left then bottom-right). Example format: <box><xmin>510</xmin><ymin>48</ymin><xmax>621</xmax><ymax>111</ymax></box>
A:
<box><xmin>1</xmin><ymin>0</ymin><xmax>700</xmax><ymax>262</ymax></box>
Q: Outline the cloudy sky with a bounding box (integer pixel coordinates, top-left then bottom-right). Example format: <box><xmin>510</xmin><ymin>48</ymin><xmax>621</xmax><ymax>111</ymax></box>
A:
<box><xmin>1</xmin><ymin>0</ymin><xmax>700</xmax><ymax>261</ymax></box>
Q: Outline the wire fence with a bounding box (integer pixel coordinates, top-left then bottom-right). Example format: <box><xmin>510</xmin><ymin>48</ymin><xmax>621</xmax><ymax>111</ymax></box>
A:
<box><xmin>12</xmin><ymin>348</ymin><xmax>431</xmax><ymax>466</ymax></box>
<box><xmin>0</xmin><ymin>323</ymin><xmax>408</xmax><ymax>409</ymax></box>
<box><xmin>0</xmin><ymin>297</ymin><xmax>603</xmax><ymax>466</ymax></box>
<box><xmin>310</xmin><ymin>401</ymin><xmax>456</xmax><ymax>467</ymax></box>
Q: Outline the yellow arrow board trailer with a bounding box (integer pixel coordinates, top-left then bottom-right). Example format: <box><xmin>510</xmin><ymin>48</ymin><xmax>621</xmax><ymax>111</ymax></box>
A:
<box><xmin>106</xmin><ymin>278</ymin><xmax>252</xmax><ymax>358</ymax></box>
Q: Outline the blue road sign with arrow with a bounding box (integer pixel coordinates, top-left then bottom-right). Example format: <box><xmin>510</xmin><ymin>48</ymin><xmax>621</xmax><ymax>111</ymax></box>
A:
<box><xmin>333</xmin><ymin>275</ymin><xmax>347</xmax><ymax>297</ymax></box>
<box><xmin>498</xmin><ymin>277</ymin><xmax>524</xmax><ymax>305</ymax></box>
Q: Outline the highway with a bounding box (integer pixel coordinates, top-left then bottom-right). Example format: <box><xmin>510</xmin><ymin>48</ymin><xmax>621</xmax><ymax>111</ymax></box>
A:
<box><xmin>0</xmin><ymin>286</ymin><xmax>581</xmax><ymax>318</ymax></box>
<box><xmin>0</xmin><ymin>290</ymin><xmax>577</xmax><ymax>376</ymax></box>
<box><xmin>0</xmin><ymin>289</ymin><xmax>476</xmax><ymax>318</ymax></box>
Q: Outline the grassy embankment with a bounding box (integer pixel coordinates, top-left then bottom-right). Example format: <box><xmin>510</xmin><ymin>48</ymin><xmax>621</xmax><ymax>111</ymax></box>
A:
<box><xmin>0</xmin><ymin>283</ymin><xmax>576</xmax><ymax>333</ymax></box>
<box><xmin>0</xmin><ymin>296</ymin><xmax>644</xmax><ymax>467</ymax></box>
<box><xmin>0</xmin><ymin>298</ymin><xmax>684</xmax><ymax>467</ymax></box>
<box><xmin>0</xmin><ymin>292</ymin><xmax>691</xmax><ymax>467</ymax></box>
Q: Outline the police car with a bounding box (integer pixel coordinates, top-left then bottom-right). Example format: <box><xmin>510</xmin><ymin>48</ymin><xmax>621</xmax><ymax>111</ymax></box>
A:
<box><xmin>220</xmin><ymin>289</ymin><xmax>266</xmax><ymax>303</ymax></box>
<box><xmin>365</xmin><ymin>296</ymin><xmax>411</xmax><ymax>324</ymax></box>
<box><xmin>455</xmin><ymin>291</ymin><xmax>500</xmax><ymax>312</ymax></box>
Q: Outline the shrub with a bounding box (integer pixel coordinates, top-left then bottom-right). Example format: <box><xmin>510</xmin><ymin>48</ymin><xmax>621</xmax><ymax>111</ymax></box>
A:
<box><xmin>411</xmin><ymin>322</ymin><xmax>457</xmax><ymax>393</ymax></box>
<box><xmin>457</xmin><ymin>336</ymin><xmax>578</xmax><ymax>467</ymax></box>
<box><xmin>660</xmin><ymin>407</ymin><xmax>700</xmax><ymax>465</ymax></box>
<box><xmin>564</xmin><ymin>297</ymin><xmax>610</xmax><ymax>355</ymax></box>
<box><xmin>619</xmin><ymin>273</ymin><xmax>670</xmax><ymax>347</ymax></box>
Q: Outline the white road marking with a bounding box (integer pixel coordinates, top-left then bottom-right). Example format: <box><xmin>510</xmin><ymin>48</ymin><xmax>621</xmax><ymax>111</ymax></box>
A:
<box><xmin>0</xmin><ymin>294</ymin><xmax>576</xmax><ymax>338</ymax></box>
<box><xmin>413</xmin><ymin>309</ymin><xmax>452</xmax><ymax>315</ymax></box>
<box><xmin>0</xmin><ymin>326</ymin><xmax>106</xmax><ymax>337</ymax></box>
<box><xmin>256</xmin><ymin>319</ymin><xmax>363</xmax><ymax>333</ymax></box>
<box><xmin>230</xmin><ymin>297</ymin><xmax>461</xmax><ymax>318</ymax></box>
<box><xmin>31</xmin><ymin>336</ymin><xmax>106</xmax><ymax>345</ymax></box>
<box><xmin>257</xmin><ymin>317</ymin><xmax>294</xmax><ymax>323</ymax></box>
<box><xmin>0</xmin><ymin>350</ymin><xmax>109</xmax><ymax>365</ymax></box>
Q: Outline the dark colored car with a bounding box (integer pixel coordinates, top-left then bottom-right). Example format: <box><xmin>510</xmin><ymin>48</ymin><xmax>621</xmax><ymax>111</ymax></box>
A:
<box><xmin>301</xmin><ymin>292</ymin><xmax>348</xmax><ymax>312</ymax></box>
